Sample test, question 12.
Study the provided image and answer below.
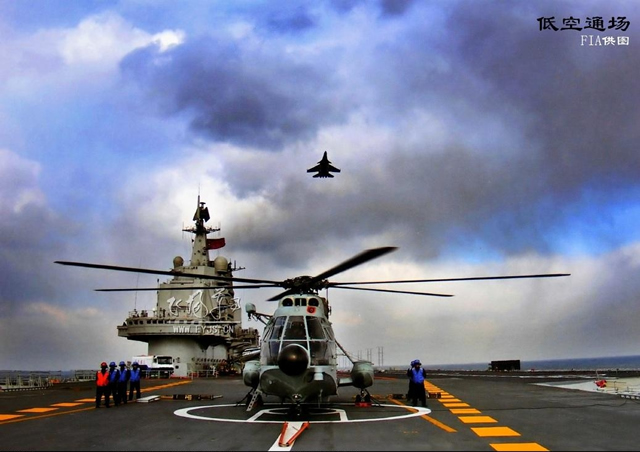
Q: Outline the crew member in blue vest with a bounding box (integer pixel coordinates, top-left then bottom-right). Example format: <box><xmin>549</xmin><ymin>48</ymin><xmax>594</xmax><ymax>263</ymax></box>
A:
<box><xmin>128</xmin><ymin>361</ymin><xmax>142</xmax><ymax>401</ymax></box>
<box><xmin>406</xmin><ymin>359</ymin><xmax>428</xmax><ymax>407</ymax></box>
<box><xmin>117</xmin><ymin>361</ymin><xmax>130</xmax><ymax>404</ymax></box>
<box><xmin>108</xmin><ymin>361</ymin><xmax>121</xmax><ymax>406</ymax></box>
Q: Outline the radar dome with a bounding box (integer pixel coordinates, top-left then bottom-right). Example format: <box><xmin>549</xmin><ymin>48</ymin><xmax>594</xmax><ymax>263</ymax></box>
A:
<box><xmin>173</xmin><ymin>256</ymin><xmax>184</xmax><ymax>268</ymax></box>
<box><xmin>213</xmin><ymin>256</ymin><xmax>229</xmax><ymax>273</ymax></box>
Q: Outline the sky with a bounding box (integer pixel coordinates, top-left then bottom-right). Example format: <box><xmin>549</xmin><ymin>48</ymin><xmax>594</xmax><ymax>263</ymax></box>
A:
<box><xmin>1</xmin><ymin>0</ymin><xmax>639</xmax><ymax>371</ymax></box>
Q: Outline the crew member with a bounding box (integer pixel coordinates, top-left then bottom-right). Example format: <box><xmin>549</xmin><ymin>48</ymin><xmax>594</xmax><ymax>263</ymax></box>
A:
<box><xmin>117</xmin><ymin>361</ymin><xmax>130</xmax><ymax>405</ymax></box>
<box><xmin>407</xmin><ymin>359</ymin><xmax>428</xmax><ymax>407</ymax></box>
<box><xmin>108</xmin><ymin>361</ymin><xmax>121</xmax><ymax>406</ymax></box>
<box><xmin>96</xmin><ymin>362</ymin><xmax>111</xmax><ymax>408</ymax></box>
<box><xmin>129</xmin><ymin>361</ymin><xmax>142</xmax><ymax>401</ymax></box>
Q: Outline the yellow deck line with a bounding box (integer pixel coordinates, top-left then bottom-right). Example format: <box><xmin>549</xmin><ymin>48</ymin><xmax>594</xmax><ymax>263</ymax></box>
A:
<box><xmin>472</xmin><ymin>426</ymin><xmax>521</xmax><ymax>437</ymax></box>
<box><xmin>0</xmin><ymin>414</ymin><xmax>25</xmax><ymax>421</ymax></box>
<box><xmin>458</xmin><ymin>416</ymin><xmax>497</xmax><ymax>424</ymax></box>
<box><xmin>18</xmin><ymin>407</ymin><xmax>58</xmax><ymax>413</ymax></box>
<box><xmin>0</xmin><ymin>406</ymin><xmax>95</xmax><ymax>425</ymax></box>
<box><xmin>0</xmin><ymin>380</ymin><xmax>194</xmax><ymax>425</ymax></box>
<box><xmin>491</xmin><ymin>443</ymin><xmax>549</xmax><ymax>451</ymax></box>
<box><xmin>450</xmin><ymin>408</ymin><xmax>481</xmax><ymax>414</ymax></box>
<box><xmin>388</xmin><ymin>398</ymin><xmax>457</xmax><ymax>432</ymax></box>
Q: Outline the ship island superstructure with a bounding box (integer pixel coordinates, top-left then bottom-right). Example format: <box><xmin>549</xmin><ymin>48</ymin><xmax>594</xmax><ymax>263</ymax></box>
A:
<box><xmin>117</xmin><ymin>198</ymin><xmax>259</xmax><ymax>377</ymax></box>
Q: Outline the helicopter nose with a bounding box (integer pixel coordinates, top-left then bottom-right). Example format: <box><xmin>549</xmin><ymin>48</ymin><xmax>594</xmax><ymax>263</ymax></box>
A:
<box><xmin>277</xmin><ymin>344</ymin><xmax>309</xmax><ymax>376</ymax></box>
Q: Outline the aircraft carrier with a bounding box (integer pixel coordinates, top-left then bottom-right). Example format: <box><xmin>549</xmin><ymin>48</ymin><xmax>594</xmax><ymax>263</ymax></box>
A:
<box><xmin>33</xmin><ymin>198</ymin><xmax>639</xmax><ymax>450</ymax></box>
<box><xmin>1</xmin><ymin>369</ymin><xmax>639</xmax><ymax>451</ymax></box>
<box><xmin>98</xmin><ymin>197</ymin><xmax>260</xmax><ymax>378</ymax></box>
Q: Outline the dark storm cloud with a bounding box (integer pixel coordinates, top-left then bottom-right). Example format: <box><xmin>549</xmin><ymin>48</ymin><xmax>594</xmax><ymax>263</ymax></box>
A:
<box><xmin>0</xmin><ymin>155</ymin><xmax>71</xmax><ymax>305</ymax></box>
<box><xmin>249</xmin><ymin>0</ymin><xmax>640</xmax><ymax>260</ymax></box>
<box><xmin>264</xmin><ymin>5</ymin><xmax>317</xmax><ymax>32</ymax></box>
<box><xmin>114</xmin><ymin>1</ymin><xmax>640</xmax><ymax>263</ymax></box>
<box><xmin>120</xmin><ymin>36</ymin><xmax>349</xmax><ymax>150</ymax></box>
<box><xmin>445</xmin><ymin>2</ymin><xmax>640</xmax><ymax>190</ymax></box>
<box><xmin>379</xmin><ymin>0</ymin><xmax>416</xmax><ymax>17</ymax></box>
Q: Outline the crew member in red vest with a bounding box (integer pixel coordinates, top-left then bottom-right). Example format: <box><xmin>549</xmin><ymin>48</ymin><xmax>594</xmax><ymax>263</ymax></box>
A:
<box><xmin>96</xmin><ymin>362</ymin><xmax>111</xmax><ymax>408</ymax></box>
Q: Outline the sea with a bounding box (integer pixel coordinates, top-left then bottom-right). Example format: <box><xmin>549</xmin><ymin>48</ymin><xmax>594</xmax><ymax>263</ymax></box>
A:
<box><xmin>423</xmin><ymin>354</ymin><xmax>640</xmax><ymax>371</ymax></box>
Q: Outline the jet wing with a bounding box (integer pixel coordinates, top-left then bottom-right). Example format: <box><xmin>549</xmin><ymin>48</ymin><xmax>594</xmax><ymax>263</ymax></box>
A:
<box><xmin>307</xmin><ymin>164</ymin><xmax>321</xmax><ymax>173</ymax></box>
<box><xmin>326</xmin><ymin>164</ymin><xmax>341</xmax><ymax>173</ymax></box>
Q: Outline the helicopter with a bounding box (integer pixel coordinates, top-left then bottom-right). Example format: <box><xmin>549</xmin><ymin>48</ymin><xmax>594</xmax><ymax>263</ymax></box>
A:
<box><xmin>56</xmin><ymin>244</ymin><xmax>570</xmax><ymax>413</ymax></box>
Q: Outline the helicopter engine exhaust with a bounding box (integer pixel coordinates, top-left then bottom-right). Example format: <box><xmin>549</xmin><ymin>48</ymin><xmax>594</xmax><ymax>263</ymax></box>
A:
<box><xmin>277</xmin><ymin>344</ymin><xmax>309</xmax><ymax>376</ymax></box>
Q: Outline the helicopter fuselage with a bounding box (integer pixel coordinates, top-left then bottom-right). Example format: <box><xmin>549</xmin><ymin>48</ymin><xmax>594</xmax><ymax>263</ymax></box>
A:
<box><xmin>243</xmin><ymin>294</ymin><xmax>373</xmax><ymax>405</ymax></box>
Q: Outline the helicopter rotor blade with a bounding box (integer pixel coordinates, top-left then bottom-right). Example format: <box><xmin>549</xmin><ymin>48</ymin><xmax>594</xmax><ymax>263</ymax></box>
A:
<box><xmin>312</xmin><ymin>246</ymin><xmax>398</xmax><ymax>281</ymax></box>
<box><xmin>95</xmin><ymin>284</ymin><xmax>280</xmax><ymax>292</ymax></box>
<box><xmin>331</xmin><ymin>285</ymin><xmax>453</xmax><ymax>297</ymax></box>
<box><xmin>54</xmin><ymin>261</ymin><xmax>282</xmax><ymax>285</ymax></box>
<box><xmin>265</xmin><ymin>246</ymin><xmax>398</xmax><ymax>301</ymax></box>
<box><xmin>329</xmin><ymin>273</ymin><xmax>571</xmax><ymax>286</ymax></box>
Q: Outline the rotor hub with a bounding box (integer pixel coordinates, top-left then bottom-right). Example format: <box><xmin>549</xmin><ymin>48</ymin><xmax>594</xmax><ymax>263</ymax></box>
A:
<box><xmin>282</xmin><ymin>276</ymin><xmax>328</xmax><ymax>293</ymax></box>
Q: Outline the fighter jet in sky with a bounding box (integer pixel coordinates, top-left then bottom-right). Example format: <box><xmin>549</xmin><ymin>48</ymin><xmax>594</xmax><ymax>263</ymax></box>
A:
<box><xmin>307</xmin><ymin>151</ymin><xmax>341</xmax><ymax>178</ymax></box>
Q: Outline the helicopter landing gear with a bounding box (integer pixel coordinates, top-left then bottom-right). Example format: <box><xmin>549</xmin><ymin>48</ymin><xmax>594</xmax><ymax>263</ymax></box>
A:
<box><xmin>355</xmin><ymin>389</ymin><xmax>372</xmax><ymax>406</ymax></box>
<box><xmin>238</xmin><ymin>388</ymin><xmax>263</xmax><ymax>411</ymax></box>
<box><xmin>287</xmin><ymin>402</ymin><xmax>305</xmax><ymax>417</ymax></box>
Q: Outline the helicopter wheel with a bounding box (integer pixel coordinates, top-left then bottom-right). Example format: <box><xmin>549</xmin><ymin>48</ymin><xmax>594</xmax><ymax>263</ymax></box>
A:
<box><xmin>288</xmin><ymin>403</ymin><xmax>304</xmax><ymax>417</ymax></box>
<box><xmin>355</xmin><ymin>390</ymin><xmax>372</xmax><ymax>404</ymax></box>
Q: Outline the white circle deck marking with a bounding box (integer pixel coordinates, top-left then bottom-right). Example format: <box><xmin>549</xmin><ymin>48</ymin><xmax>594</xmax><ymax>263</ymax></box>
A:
<box><xmin>174</xmin><ymin>403</ymin><xmax>431</xmax><ymax>424</ymax></box>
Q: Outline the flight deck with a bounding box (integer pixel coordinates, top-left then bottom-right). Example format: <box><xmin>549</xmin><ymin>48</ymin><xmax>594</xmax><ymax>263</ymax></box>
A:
<box><xmin>1</xmin><ymin>371</ymin><xmax>639</xmax><ymax>451</ymax></box>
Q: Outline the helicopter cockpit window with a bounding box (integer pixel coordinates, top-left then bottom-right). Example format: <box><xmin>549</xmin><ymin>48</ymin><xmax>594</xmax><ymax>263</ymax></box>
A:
<box><xmin>306</xmin><ymin>317</ymin><xmax>324</xmax><ymax>340</ymax></box>
<box><xmin>283</xmin><ymin>316</ymin><xmax>306</xmax><ymax>339</ymax></box>
<box><xmin>307</xmin><ymin>317</ymin><xmax>331</xmax><ymax>365</ymax></box>
<box><xmin>269</xmin><ymin>316</ymin><xmax>287</xmax><ymax>341</ymax></box>
<box><xmin>263</xmin><ymin>316</ymin><xmax>288</xmax><ymax>365</ymax></box>
<box><xmin>308</xmin><ymin>298</ymin><xmax>320</xmax><ymax>307</ymax></box>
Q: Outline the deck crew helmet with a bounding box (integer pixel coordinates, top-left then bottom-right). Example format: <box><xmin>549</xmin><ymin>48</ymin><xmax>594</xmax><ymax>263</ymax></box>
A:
<box><xmin>119</xmin><ymin>361</ymin><xmax>126</xmax><ymax>366</ymax></box>
<box><xmin>109</xmin><ymin>361</ymin><xmax>116</xmax><ymax>367</ymax></box>
<box><xmin>100</xmin><ymin>362</ymin><xmax>107</xmax><ymax>367</ymax></box>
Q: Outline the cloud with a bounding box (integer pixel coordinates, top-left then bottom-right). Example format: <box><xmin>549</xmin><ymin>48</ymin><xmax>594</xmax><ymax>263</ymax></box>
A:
<box><xmin>0</xmin><ymin>149</ymin><xmax>66</xmax><ymax>303</ymax></box>
<box><xmin>1</xmin><ymin>0</ymin><xmax>639</xmax><ymax>371</ymax></box>
<box><xmin>120</xmin><ymin>34</ymin><xmax>349</xmax><ymax>149</ymax></box>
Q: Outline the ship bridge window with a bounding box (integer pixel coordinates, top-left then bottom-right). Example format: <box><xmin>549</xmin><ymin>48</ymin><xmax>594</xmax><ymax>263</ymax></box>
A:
<box><xmin>282</xmin><ymin>298</ymin><xmax>294</xmax><ymax>307</ymax></box>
